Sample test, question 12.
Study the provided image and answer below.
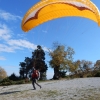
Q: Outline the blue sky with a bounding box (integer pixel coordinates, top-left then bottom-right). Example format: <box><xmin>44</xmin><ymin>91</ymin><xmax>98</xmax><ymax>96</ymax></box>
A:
<box><xmin>0</xmin><ymin>0</ymin><xmax>100</xmax><ymax>79</ymax></box>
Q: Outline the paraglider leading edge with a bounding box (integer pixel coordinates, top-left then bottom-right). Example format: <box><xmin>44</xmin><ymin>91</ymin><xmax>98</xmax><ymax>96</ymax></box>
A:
<box><xmin>21</xmin><ymin>0</ymin><xmax>100</xmax><ymax>32</ymax></box>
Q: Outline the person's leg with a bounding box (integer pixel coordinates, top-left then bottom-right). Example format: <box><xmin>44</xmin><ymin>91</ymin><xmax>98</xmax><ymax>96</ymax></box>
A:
<box><xmin>35</xmin><ymin>79</ymin><xmax>41</xmax><ymax>89</ymax></box>
<box><xmin>32</xmin><ymin>79</ymin><xmax>36</xmax><ymax>90</ymax></box>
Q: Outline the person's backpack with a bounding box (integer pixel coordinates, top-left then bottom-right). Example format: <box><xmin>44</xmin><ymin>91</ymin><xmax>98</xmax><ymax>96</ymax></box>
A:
<box><xmin>32</xmin><ymin>70</ymin><xmax>39</xmax><ymax>79</ymax></box>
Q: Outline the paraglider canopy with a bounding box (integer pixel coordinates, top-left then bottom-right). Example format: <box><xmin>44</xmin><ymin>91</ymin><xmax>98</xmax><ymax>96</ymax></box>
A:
<box><xmin>21</xmin><ymin>0</ymin><xmax>100</xmax><ymax>32</ymax></box>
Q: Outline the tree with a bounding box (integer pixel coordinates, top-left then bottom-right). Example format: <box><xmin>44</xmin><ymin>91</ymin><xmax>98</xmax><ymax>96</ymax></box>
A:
<box><xmin>93</xmin><ymin>60</ymin><xmax>100</xmax><ymax>77</ymax></box>
<box><xmin>19</xmin><ymin>62</ymin><xmax>26</xmax><ymax>79</ymax></box>
<box><xmin>0</xmin><ymin>66</ymin><xmax>7</xmax><ymax>81</ymax></box>
<box><xmin>49</xmin><ymin>43</ymin><xmax>75</xmax><ymax>79</ymax></box>
<box><xmin>94</xmin><ymin>60</ymin><xmax>100</xmax><ymax>71</ymax></box>
<box><xmin>32</xmin><ymin>45</ymin><xmax>48</xmax><ymax>80</ymax></box>
<box><xmin>9</xmin><ymin>73</ymin><xmax>19</xmax><ymax>81</ymax></box>
<box><xmin>19</xmin><ymin>57</ymin><xmax>33</xmax><ymax>79</ymax></box>
<box><xmin>19</xmin><ymin>45</ymin><xmax>48</xmax><ymax>80</ymax></box>
<box><xmin>24</xmin><ymin>57</ymin><xmax>33</xmax><ymax>78</ymax></box>
<box><xmin>74</xmin><ymin>60</ymin><xmax>93</xmax><ymax>77</ymax></box>
<box><xmin>69</xmin><ymin>60</ymin><xmax>80</xmax><ymax>74</ymax></box>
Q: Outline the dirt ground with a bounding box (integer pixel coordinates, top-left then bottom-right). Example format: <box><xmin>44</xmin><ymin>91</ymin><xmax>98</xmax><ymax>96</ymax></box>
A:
<box><xmin>0</xmin><ymin>78</ymin><xmax>100</xmax><ymax>100</ymax></box>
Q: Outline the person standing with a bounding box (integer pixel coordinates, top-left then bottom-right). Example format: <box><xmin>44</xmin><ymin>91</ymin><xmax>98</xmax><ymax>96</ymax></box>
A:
<box><xmin>31</xmin><ymin>68</ymin><xmax>41</xmax><ymax>90</ymax></box>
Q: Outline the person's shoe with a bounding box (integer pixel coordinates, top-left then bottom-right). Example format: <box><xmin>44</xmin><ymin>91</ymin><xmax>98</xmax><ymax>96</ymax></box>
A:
<box><xmin>33</xmin><ymin>88</ymin><xmax>36</xmax><ymax>90</ymax></box>
<box><xmin>40</xmin><ymin>86</ymin><xmax>42</xmax><ymax>89</ymax></box>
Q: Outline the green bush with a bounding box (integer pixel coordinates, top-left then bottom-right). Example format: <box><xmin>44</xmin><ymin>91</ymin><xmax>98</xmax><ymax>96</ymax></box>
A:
<box><xmin>0</xmin><ymin>77</ymin><xmax>31</xmax><ymax>86</ymax></box>
<box><xmin>59</xmin><ymin>71</ymin><xmax>67</xmax><ymax>78</ymax></box>
<box><xmin>94</xmin><ymin>71</ymin><xmax>100</xmax><ymax>77</ymax></box>
<box><xmin>15</xmin><ymin>80</ymin><xmax>25</xmax><ymax>85</ymax></box>
<box><xmin>87</xmin><ymin>74</ymin><xmax>92</xmax><ymax>77</ymax></box>
<box><xmin>0</xmin><ymin>77</ymin><xmax>13</xmax><ymax>86</ymax></box>
<box><xmin>0</xmin><ymin>79</ymin><xmax>3</xmax><ymax>82</ymax></box>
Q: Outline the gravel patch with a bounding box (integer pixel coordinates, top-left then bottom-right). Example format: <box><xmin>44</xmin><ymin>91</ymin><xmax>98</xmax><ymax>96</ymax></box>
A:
<box><xmin>0</xmin><ymin>78</ymin><xmax>100</xmax><ymax>100</ymax></box>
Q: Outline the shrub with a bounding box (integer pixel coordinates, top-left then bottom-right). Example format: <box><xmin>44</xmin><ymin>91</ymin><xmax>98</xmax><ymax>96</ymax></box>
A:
<box><xmin>0</xmin><ymin>77</ymin><xmax>30</xmax><ymax>86</ymax></box>
<box><xmin>94</xmin><ymin>71</ymin><xmax>100</xmax><ymax>77</ymax></box>
<box><xmin>0</xmin><ymin>67</ymin><xmax>7</xmax><ymax>80</ymax></box>
<box><xmin>87</xmin><ymin>74</ymin><xmax>92</xmax><ymax>77</ymax></box>
<box><xmin>59</xmin><ymin>71</ymin><xmax>67</xmax><ymax>78</ymax></box>
<box><xmin>15</xmin><ymin>80</ymin><xmax>25</xmax><ymax>85</ymax></box>
<box><xmin>0</xmin><ymin>77</ymin><xmax>13</xmax><ymax>86</ymax></box>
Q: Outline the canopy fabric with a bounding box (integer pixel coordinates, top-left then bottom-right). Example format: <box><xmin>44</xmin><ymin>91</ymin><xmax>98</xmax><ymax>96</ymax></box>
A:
<box><xmin>21</xmin><ymin>0</ymin><xmax>100</xmax><ymax>32</ymax></box>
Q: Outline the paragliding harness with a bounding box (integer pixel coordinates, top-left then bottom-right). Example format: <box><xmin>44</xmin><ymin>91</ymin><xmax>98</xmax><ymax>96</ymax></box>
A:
<box><xmin>32</xmin><ymin>70</ymin><xmax>39</xmax><ymax>79</ymax></box>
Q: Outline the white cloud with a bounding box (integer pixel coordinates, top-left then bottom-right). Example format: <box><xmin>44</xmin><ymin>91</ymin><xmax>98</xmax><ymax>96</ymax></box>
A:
<box><xmin>42</xmin><ymin>46</ymin><xmax>50</xmax><ymax>52</ymax></box>
<box><xmin>0</xmin><ymin>44</ymin><xmax>15</xmax><ymax>52</ymax></box>
<box><xmin>0</xmin><ymin>9</ymin><xmax>22</xmax><ymax>21</ymax></box>
<box><xmin>7</xmin><ymin>39</ymin><xmax>37</xmax><ymax>50</ymax></box>
<box><xmin>0</xmin><ymin>24</ymin><xmax>12</xmax><ymax>40</ymax></box>
<box><xmin>42</xmin><ymin>30</ymin><xmax>48</xmax><ymax>33</ymax></box>
<box><xmin>0</xmin><ymin>56</ymin><xmax>6</xmax><ymax>60</ymax></box>
<box><xmin>17</xmin><ymin>33</ymin><xmax>26</xmax><ymax>38</ymax></box>
<box><xmin>0</xmin><ymin>23</ymin><xmax>49</xmax><ymax>53</ymax></box>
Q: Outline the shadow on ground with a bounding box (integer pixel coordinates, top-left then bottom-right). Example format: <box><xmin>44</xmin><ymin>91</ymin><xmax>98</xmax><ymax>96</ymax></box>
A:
<box><xmin>0</xmin><ymin>91</ymin><xmax>21</xmax><ymax>95</ymax></box>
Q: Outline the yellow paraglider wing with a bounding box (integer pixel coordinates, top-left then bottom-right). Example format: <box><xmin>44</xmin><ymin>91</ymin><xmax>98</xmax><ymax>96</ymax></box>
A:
<box><xmin>21</xmin><ymin>0</ymin><xmax>100</xmax><ymax>32</ymax></box>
